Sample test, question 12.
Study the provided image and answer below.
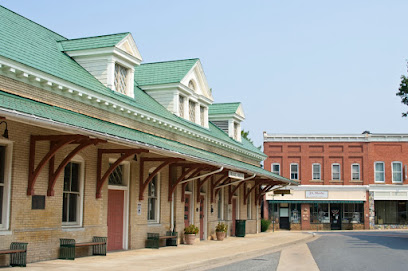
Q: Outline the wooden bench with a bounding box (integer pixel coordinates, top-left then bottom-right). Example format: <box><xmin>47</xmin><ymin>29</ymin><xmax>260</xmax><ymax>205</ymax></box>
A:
<box><xmin>146</xmin><ymin>231</ymin><xmax>178</xmax><ymax>249</ymax></box>
<box><xmin>59</xmin><ymin>236</ymin><xmax>107</xmax><ymax>260</ymax></box>
<box><xmin>0</xmin><ymin>242</ymin><xmax>28</xmax><ymax>267</ymax></box>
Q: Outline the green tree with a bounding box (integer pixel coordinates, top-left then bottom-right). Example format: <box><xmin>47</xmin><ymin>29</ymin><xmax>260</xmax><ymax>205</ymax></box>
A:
<box><xmin>241</xmin><ymin>130</ymin><xmax>253</xmax><ymax>144</ymax></box>
<box><xmin>396</xmin><ymin>66</ymin><xmax>408</xmax><ymax>117</ymax></box>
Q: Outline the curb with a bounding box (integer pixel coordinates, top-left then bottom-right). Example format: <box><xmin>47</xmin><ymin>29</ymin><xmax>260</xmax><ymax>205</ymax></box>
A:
<box><xmin>163</xmin><ymin>233</ymin><xmax>316</xmax><ymax>271</ymax></box>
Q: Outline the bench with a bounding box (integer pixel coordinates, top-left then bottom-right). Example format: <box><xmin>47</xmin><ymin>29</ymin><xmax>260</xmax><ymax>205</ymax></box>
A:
<box><xmin>0</xmin><ymin>242</ymin><xmax>28</xmax><ymax>267</ymax></box>
<box><xmin>146</xmin><ymin>231</ymin><xmax>178</xmax><ymax>249</ymax></box>
<box><xmin>59</xmin><ymin>236</ymin><xmax>107</xmax><ymax>260</ymax></box>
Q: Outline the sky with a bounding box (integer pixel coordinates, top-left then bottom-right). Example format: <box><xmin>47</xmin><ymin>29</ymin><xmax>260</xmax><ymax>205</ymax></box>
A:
<box><xmin>2</xmin><ymin>0</ymin><xmax>408</xmax><ymax>148</ymax></box>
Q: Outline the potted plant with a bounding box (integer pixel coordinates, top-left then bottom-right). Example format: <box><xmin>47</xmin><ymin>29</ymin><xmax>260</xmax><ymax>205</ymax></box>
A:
<box><xmin>215</xmin><ymin>222</ymin><xmax>228</xmax><ymax>241</ymax></box>
<box><xmin>184</xmin><ymin>224</ymin><xmax>199</xmax><ymax>245</ymax></box>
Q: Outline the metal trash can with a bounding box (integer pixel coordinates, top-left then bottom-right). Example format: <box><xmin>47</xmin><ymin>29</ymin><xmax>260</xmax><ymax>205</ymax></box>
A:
<box><xmin>235</xmin><ymin>220</ymin><xmax>246</xmax><ymax>237</ymax></box>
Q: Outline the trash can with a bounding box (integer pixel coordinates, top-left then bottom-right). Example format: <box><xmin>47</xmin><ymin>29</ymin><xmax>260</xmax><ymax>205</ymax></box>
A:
<box><xmin>235</xmin><ymin>220</ymin><xmax>246</xmax><ymax>237</ymax></box>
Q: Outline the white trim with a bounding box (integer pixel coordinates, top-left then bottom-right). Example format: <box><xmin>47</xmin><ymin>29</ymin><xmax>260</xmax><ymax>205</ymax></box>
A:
<box><xmin>61</xmin><ymin>155</ymin><xmax>85</xmax><ymax>228</ymax></box>
<box><xmin>374</xmin><ymin>161</ymin><xmax>385</xmax><ymax>183</ymax></box>
<box><xmin>264</xmin><ymin>132</ymin><xmax>408</xmax><ymax>142</ymax></box>
<box><xmin>0</xmin><ymin>139</ymin><xmax>12</xmax><ymax>231</ymax></box>
<box><xmin>312</xmin><ymin>163</ymin><xmax>321</xmax><ymax>180</ymax></box>
<box><xmin>392</xmin><ymin>161</ymin><xmax>403</xmax><ymax>183</ymax></box>
<box><xmin>351</xmin><ymin>163</ymin><xmax>360</xmax><ymax>181</ymax></box>
<box><xmin>271</xmin><ymin>163</ymin><xmax>280</xmax><ymax>175</ymax></box>
<box><xmin>290</xmin><ymin>163</ymin><xmax>299</xmax><ymax>180</ymax></box>
<box><xmin>217</xmin><ymin>188</ymin><xmax>224</xmax><ymax>221</ymax></box>
<box><xmin>0</xmin><ymin>56</ymin><xmax>264</xmax><ymax>160</ymax></box>
<box><xmin>199</xmin><ymin>192</ymin><xmax>207</xmax><ymax>240</ymax></box>
<box><xmin>331</xmin><ymin>163</ymin><xmax>341</xmax><ymax>181</ymax></box>
<box><xmin>147</xmin><ymin>169</ymin><xmax>160</xmax><ymax>224</ymax></box>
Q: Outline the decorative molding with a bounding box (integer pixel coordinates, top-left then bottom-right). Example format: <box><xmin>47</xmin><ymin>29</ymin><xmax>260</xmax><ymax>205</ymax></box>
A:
<box><xmin>264</xmin><ymin>132</ymin><xmax>408</xmax><ymax>142</ymax></box>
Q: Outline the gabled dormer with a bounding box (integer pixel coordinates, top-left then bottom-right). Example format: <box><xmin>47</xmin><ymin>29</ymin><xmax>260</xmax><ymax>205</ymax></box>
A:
<box><xmin>209</xmin><ymin>103</ymin><xmax>245</xmax><ymax>142</ymax></box>
<box><xmin>134</xmin><ymin>59</ymin><xmax>213</xmax><ymax>128</ymax></box>
<box><xmin>59</xmin><ymin>33</ymin><xmax>142</xmax><ymax>98</ymax></box>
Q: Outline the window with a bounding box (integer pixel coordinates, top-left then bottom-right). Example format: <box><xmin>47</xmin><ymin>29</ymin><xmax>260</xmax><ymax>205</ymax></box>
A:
<box><xmin>351</xmin><ymin>164</ymin><xmax>360</xmax><ymax>180</ymax></box>
<box><xmin>179</xmin><ymin>96</ymin><xmax>185</xmax><ymax>118</ymax></box>
<box><xmin>392</xmin><ymin>162</ymin><xmax>403</xmax><ymax>183</ymax></box>
<box><xmin>148</xmin><ymin>174</ymin><xmax>160</xmax><ymax>223</ymax></box>
<box><xmin>343</xmin><ymin>203</ymin><xmax>363</xmax><ymax>223</ymax></box>
<box><xmin>332</xmin><ymin>164</ymin><xmax>340</xmax><ymax>180</ymax></box>
<box><xmin>188</xmin><ymin>80</ymin><xmax>195</xmax><ymax>90</ymax></box>
<box><xmin>114</xmin><ymin>63</ymin><xmax>128</xmax><ymax>94</ymax></box>
<box><xmin>217</xmin><ymin>189</ymin><xmax>223</xmax><ymax>220</ymax></box>
<box><xmin>271</xmin><ymin>163</ymin><xmax>280</xmax><ymax>175</ymax></box>
<box><xmin>375</xmin><ymin>162</ymin><xmax>385</xmax><ymax>182</ymax></box>
<box><xmin>0</xmin><ymin>143</ymin><xmax>12</xmax><ymax>230</ymax></box>
<box><xmin>312</xmin><ymin>163</ymin><xmax>321</xmax><ymax>180</ymax></box>
<box><xmin>62</xmin><ymin>161</ymin><xmax>83</xmax><ymax>226</ymax></box>
<box><xmin>375</xmin><ymin>200</ymin><xmax>408</xmax><ymax>225</ymax></box>
<box><xmin>189</xmin><ymin>100</ymin><xmax>196</xmax><ymax>122</ymax></box>
<box><xmin>310</xmin><ymin>203</ymin><xmax>329</xmax><ymax>223</ymax></box>
<box><xmin>290</xmin><ymin>203</ymin><xmax>301</xmax><ymax>223</ymax></box>
<box><xmin>247</xmin><ymin>189</ymin><xmax>251</xmax><ymax>219</ymax></box>
<box><xmin>109</xmin><ymin>164</ymin><xmax>124</xmax><ymax>185</ymax></box>
<box><xmin>234</xmin><ymin>123</ymin><xmax>238</xmax><ymax>140</ymax></box>
<box><xmin>200</xmin><ymin>106</ymin><xmax>205</xmax><ymax>126</ymax></box>
<box><xmin>290</xmin><ymin>163</ymin><xmax>298</xmax><ymax>180</ymax></box>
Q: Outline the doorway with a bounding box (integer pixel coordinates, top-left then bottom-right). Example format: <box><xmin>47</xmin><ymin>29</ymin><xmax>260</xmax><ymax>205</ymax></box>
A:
<box><xmin>108</xmin><ymin>189</ymin><xmax>124</xmax><ymax>251</ymax></box>
<box><xmin>279</xmin><ymin>204</ymin><xmax>290</xmax><ymax>230</ymax></box>
<box><xmin>330</xmin><ymin>204</ymin><xmax>342</xmax><ymax>230</ymax></box>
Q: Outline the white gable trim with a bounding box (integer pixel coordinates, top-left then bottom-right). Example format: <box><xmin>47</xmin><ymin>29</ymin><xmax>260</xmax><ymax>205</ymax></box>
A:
<box><xmin>116</xmin><ymin>33</ymin><xmax>143</xmax><ymax>63</ymax></box>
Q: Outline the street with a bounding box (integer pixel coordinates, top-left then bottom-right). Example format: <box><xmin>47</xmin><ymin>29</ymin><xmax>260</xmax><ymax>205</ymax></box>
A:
<box><xmin>210</xmin><ymin>231</ymin><xmax>408</xmax><ymax>271</ymax></box>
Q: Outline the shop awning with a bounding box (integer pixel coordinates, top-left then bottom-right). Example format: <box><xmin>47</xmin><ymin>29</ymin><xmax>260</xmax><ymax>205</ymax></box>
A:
<box><xmin>268</xmin><ymin>200</ymin><xmax>364</xmax><ymax>204</ymax></box>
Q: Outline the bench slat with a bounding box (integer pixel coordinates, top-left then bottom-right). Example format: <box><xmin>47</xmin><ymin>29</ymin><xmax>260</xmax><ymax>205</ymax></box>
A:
<box><xmin>159</xmin><ymin>236</ymin><xmax>177</xmax><ymax>239</ymax></box>
<box><xmin>75</xmin><ymin>242</ymin><xmax>106</xmax><ymax>247</ymax></box>
<box><xmin>0</xmin><ymin>249</ymin><xmax>25</xmax><ymax>254</ymax></box>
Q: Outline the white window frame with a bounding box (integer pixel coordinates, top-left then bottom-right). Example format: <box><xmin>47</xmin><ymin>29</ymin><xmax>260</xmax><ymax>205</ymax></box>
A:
<box><xmin>331</xmin><ymin>163</ymin><xmax>341</xmax><ymax>180</ymax></box>
<box><xmin>0</xmin><ymin>140</ymin><xmax>12</xmax><ymax>231</ymax></box>
<box><xmin>271</xmin><ymin>163</ymin><xmax>280</xmax><ymax>175</ymax></box>
<box><xmin>217</xmin><ymin>188</ymin><xmax>224</xmax><ymax>221</ymax></box>
<box><xmin>62</xmin><ymin>155</ymin><xmax>85</xmax><ymax>228</ymax></box>
<box><xmin>147</xmin><ymin>169</ymin><xmax>160</xmax><ymax>224</ymax></box>
<box><xmin>392</xmin><ymin>161</ymin><xmax>403</xmax><ymax>183</ymax></box>
<box><xmin>290</xmin><ymin>163</ymin><xmax>299</xmax><ymax>180</ymax></box>
<box><xmin>351</xmin><ymin>163</ymin><xmax>360</xmax><ymax>180</ymax></box>
<box><xmin>178</xmin><ymin>95</ymin><xmax>185</xmax><ymax>118</ymax></box>
<box><xmin>374</xmin><ymin>161</ymin><xmax>385</xmax><ymax>183</ymax></box>
<box><xmin>312</xmin><ymin>163</ymin><xmax>321</xmax><ymax>180</ymax></box>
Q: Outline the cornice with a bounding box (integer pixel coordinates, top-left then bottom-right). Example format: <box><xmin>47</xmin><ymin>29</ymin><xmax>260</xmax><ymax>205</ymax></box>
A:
<box><xmin>0</xmin><ymin>56</ymin><xmax>265</xmax><ymax>161</ymax></box>
<box><xmin>263</xmin><ymin>132</ymin><xmax>408</xmax><ymax>142</ymax></box>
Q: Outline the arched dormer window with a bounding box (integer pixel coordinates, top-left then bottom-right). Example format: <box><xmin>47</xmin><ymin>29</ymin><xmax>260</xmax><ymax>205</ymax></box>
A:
<box><xmin>188</xmin><ymin>80</ymin><xmax>196</xmax><ymax>91</ymax></box>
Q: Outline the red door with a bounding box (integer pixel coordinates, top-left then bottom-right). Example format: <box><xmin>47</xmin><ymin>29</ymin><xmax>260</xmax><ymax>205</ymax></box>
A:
<box><xmin>108</xmin><ymin>190</ymin><xmax>124</xmax><ymax>251</ymax></box>
<box><xmin>199</xmin><ymin>195</ymin><xmax>204</xmax><ymax>240</ymax></box>
<box><xmin>184</xmin><ymin>194</ymin><xmax>191</xmax><ymax>228</ymax></box>
<box><xmin>232</xmin><ymin>198</ymin><xmax>237</xmax><ymax>236</ymax></box>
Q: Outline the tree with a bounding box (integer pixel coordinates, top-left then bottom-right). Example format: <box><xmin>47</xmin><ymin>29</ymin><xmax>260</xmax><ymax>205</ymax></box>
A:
<box><xmin>241</xmin><ymin>130</ymin><xmax>261</xmax><ymax>150</ymax></box>
<box><xmin>396</xmin><ymin>66</ymin><xmax>408</xmax><ymax>117</ymax></box>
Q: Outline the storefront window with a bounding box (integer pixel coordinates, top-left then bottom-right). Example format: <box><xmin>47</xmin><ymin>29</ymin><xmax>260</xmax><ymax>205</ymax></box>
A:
<box><xmin>290</xmin><ymin>204</ymin><xmax>301</xmax><ymax>223</ymax></box>
<box><xmin>268</xmin><ymin>202</ymin><xmax>278</xmax><ymax>221</ymax></box>
<box><xmin>343</xmin><ymin>203</ymin><xmax>363</xmax><ymax>223</ymax></box>
<box><xmin>310</xmin><ymin>203</ymin><xmax>329</xmax><ymax>223</ymax></box>
<box><xmin>375</xmin><ymin>200</ymin><xmax>408</xmax><ymax>225</ymax></box>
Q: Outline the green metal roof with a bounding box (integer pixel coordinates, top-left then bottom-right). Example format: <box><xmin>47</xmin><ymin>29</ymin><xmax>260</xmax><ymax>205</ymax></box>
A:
<box><xmin>134</xmin><ymin>59</ymin><xmax>198</xmax><ymax>86</ymax></box>
<box><xmin>0</xmin><ymin>5</ymin><xmax>265</xmax><ymax>160</ymax></box>
<box><xmin>209</xmin><ymin>103</ymin><xmax>241</xmax><ymax>115</ymax></box>
<box><xmin>0</xmin><ymin>91</ymin><xmax>295</xmax><ymax>185</ymax></box>
<box><xmin>58</xmin><ymin>33</ymin><xmax>129</xmax><ymax>51</ymax></box>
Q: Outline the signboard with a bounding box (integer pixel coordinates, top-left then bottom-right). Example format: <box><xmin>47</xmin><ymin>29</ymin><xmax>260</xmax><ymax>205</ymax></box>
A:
<box><xmin>228</xmin><ymin>171</ymin><xmax>245</xmax><ymax>180</ymax></box>
<box><xmin>305</xmin><ymin>191</ymin><xmax>328</xmax><ymax>198</ymax></box>
<box><xmin>274</xmin><ymin>190</ymin><xmax>291</xmax><ymax>195</ymax></box>
<box><xmin>137</xmin><ymin>203</ymin><xmax>142</xmax><ymax>215</ymax></box>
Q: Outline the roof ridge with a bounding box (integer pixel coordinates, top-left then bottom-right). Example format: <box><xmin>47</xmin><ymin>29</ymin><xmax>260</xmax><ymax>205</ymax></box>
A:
<box><xmin>141</xmin><ymin>58</ymin><xmax>199</xmax><ymax>65</ymax></box>
<box><xmin>59</xmin><ymin>32</ymin><xmax>130</xmax><ymax>42</ymax></box>
<box><xmin>0</xmin><ymin>5</ymin><xmax>67</xmax><ymax>41</ymax></box>
<box><xmin>211</xmin><ymin>102</ymin><xmax>241</xmax><ymax>105</ymax></box>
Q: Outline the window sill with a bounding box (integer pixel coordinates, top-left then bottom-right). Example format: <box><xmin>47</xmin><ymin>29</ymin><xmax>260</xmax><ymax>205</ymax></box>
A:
<box><xmin>62</xmin><ymin>226</ymin><xmax>84</xmax><ymax>232</ymax></box>
<box><xmin>392</xmin><ymin>182</ymin><xmax>404</xmax><ymax>184</ymax></box>
<box><xmin>350</xmin><ymin>180</ymin><xmax>363</xmax><ymax>183</ymax></box>
<box><xmin>0</xmin><ymin>230</ymin><xmax>12</xmax><ymax>236</ymax></box>
<box><xmin>310</xmin><ymin>180</ymin><xmax>323</xmax><ymax>183</ymax></box>
<box><xmin>329</xmin><ymin>180</ymin><xmax>343</xmax><ymax>183</ymax></box>
<box><xmin>147</xmin><ymin>223</ymin><xmax>162</xmax><ymax>227</ymax></box>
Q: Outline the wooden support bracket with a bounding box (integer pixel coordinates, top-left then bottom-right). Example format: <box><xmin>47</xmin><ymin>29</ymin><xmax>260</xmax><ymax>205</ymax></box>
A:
<box><xmin>167</xmin><ymin>165</ymin><xmax>203</xmax><ymax>201</ymax></box>
<box><xmin>244</xmin><ymin>181</ymin><xmax>259</xmax><ymax>205</ymax></box>
<box><xmin>211</xmin><ymin>173</ymin><xmax>228</xmax><ymax>203</ymax></box>
<box><xmin>196</xmin><ymin>174</ymin><xmax>212</xmax><ymax>203</ymax></box>
<box><xmin>228</xmin><ymin>181</ymin><xmax>245</xmax><ymax>204</ymax></box>
<box><xmin>96</xmin><ymin>148</ymin><xmax>148</xmax><ymax>198</ymax></box>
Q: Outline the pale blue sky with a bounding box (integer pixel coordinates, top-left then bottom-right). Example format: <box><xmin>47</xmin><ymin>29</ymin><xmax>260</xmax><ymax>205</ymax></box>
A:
<box><xmin>2</xmin><ymin>0</ymin><xmax>408</xmax><ymax>147</ymax></box>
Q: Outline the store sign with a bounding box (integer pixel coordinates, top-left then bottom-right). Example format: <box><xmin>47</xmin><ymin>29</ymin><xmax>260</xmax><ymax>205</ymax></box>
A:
<box><xmin>228</xmin><ymin>171</ymin><xmax>245</xmax><ymax>180</ymax></box>
<box><xmin>274</xmin><ymin>190</ymin><xmax>291</xmax><ymax>195</ymax></box>
<box><xmin>305</xmin><ymin>191</ymin><xmax>328</xmax><ymax>198</ymax></box>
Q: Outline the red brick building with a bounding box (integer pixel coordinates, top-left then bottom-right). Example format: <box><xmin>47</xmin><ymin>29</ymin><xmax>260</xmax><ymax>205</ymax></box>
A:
<box><xmin>263</xmin><ymin>132</ymin><xmax>408</xmax><ymax>231</ymax></box>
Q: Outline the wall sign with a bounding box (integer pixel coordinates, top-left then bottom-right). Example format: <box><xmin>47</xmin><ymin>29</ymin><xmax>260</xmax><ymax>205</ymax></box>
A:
<box><xmin>228</xmin><ymin>171</ymin><xmax>244</xmax><ymax>180</ymax></box>
<box><xmin>305</xmin><ymin>191</ymin><xmax>328</xmax><ymax>198</ymax></box>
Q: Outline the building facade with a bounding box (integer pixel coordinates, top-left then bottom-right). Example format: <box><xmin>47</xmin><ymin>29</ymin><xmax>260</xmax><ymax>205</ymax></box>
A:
<box><xmin>263</xmin><ymin>132</ymin><xmax>408</xmax><ymax>231</ymax></box>
<box><xmin>0</xmin><ymin>6</ymin><xmax>295</xmax><ymax>265</ymax></box>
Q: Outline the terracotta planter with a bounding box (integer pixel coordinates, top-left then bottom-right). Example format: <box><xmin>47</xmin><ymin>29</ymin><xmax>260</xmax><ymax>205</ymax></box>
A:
<box><xmin>185</xmin><ymin>234</ymin><xmax>196</xmax><ymax>245</ymax></box>
<box><xmin>216</xmin><ymin>231</ymin><xmax>226</xmax><ymax>241</ymax></box>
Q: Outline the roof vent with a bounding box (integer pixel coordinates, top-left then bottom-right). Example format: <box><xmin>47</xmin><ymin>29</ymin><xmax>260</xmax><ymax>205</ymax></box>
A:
<box><xmin>362</xmin><ymin>131</ymin><xmax>371</xmax><ymax>134</ymax></box>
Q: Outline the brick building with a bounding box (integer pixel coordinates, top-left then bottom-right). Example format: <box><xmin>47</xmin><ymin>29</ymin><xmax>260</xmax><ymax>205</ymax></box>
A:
<box><xmin>0</xmin><ymin>6</ymin><xmax>295</xmax><ymax>265</ymax></box>
<box><xmin>263</xmin><ymin>132</ymin><xmax>408</xmax><ymax>231</ymax></box>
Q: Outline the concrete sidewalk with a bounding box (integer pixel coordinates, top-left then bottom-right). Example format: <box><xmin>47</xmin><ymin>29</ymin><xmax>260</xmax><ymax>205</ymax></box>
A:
<box><xmin>7</xmin><ymin>231</ymin><xmax>315</xmax><ymax>271</ymax></box>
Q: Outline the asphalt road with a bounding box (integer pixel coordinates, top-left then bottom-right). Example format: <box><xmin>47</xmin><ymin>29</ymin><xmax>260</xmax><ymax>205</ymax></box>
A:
<box><xmin>308</xmin><ymin>231</ymin><xmax>408</xmax><ymax>271</ymax></box>
<box><xmin>210</xmin><ymin>231</ymin><xmax>408</xmax><ymax>271</ymax></box>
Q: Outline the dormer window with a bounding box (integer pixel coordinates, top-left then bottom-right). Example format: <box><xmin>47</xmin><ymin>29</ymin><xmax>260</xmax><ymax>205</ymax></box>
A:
<box><xmin>189</xmin><ymin>100</ymin><xmax>196</xmax><ymax>122</ymax></box>
<box><xmin>234</xmin><ymin>122</ymin><xmax>238</xmax><ymax>140</ymax></box>
<box><xmin>200</xmin><ymin>106</ymin><xmax>205</xmax><ymax>126</ymax></box>
<box><xmin>188</xmin><ymin>80</ymin><xmax>196</xmax><ymax>90</ymax></box>
<box><xmin>179</xmin><ymin>96</ymin><xmax>185</xmax><ymax>118</ymax></box>
<box><xmin>114</xmin><ymin>63</ymin><xmax>128</xmax><ymax>94</ymax></box>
